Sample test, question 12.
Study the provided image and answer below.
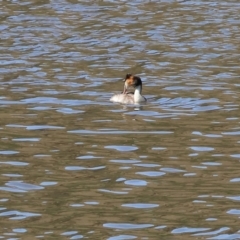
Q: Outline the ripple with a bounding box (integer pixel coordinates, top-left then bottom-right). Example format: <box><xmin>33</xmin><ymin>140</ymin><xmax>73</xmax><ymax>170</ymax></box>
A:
<box><xmin>136</xmin><ymin>171</ymin><xmax>165</xmax><ymax>177</ymax></box>
<box><xmin>76</xmin><ymin>155</ymin><xmax>103</xmax><ymax>160</ymax></box>
<box><xmin>192</xmin><ymin>165</ymin><xmax>207</xmax><ymax>169</ymax></box>
<box><xmin>189</xmin><ymin>146</ymin><xmax>214</xmax><ymax>152</ymax></box>
<box><xmin>70</xmin><ymin>204</ymin><xmax>84</xmax><ymax>207</ymax></box>
<box><xmin>110</xmin><ymin>160</ymin><xmax>141</xmax><ymax>164</ymax></box>
<box><xmin>116</xmin><ymin>178</ymin><xmax>126</xmax><ymax>182</ymax></box>
<box><xmin>230</xmin><ymin>178</ymin><xmax>240</xmax><ymax>183</ymax></box>
<box><xmin>98</xmin><ymin>189</ymin><xmax>129</xmax><ymax>195</ymax></box>
<box><xmin>155</xmin><ymin>225</ymin><xmax>167</xmax><ymax>229</ymax></box>
<box><xmin>193</xmin><ymin>200</ymin><xmax>206</xmax><ymax>203</ymax></box>
<box><xmin>5</xmin><ymin>124</ymin><xmax>25</xmax><ymax>128</ymax></box>
<box><xmin>65</xmin><ymin>166</ymin><xmax>105</xmax><ymax>171</ymax></box>
<box><xmin>0</xmin><ymin>186</ymin><xmax>27</xmax><ymax>193</ymax></box>
<box><xmin>68</xmin><ymin>130</ymin><xmax>173</xmax><ymax>135</ymax></box>
<box><xmin>107</xmin><ymin>235</ymin><xmax>137</xmax><ymax>240</ymax></box>
<box><xmin>193</xmin><ymin>227</ymin><xmax>230</xmax><ymax>236</ymax></box>
<box><xmin>61</xmin><ymin>231</ymin><xmax>78</xmax><ymax>236</ymax></box>
<box><xmin>208</xmin><ymin>233</ymin><xmax>240</xmax><ymax>239</ymax></box>
<box><xmin>205</xmin><ymin>134</ymin><xmax>222</xmax><ymax>138</ymax></box>
<box><xmin>12</xmin><ymin>228</ymin><xmax>27</xmax><ymax>233</ymax></box>
<box><xmin>5</xmin><ymin>181</ymin><xmax>44</xmax><ymax>191</ymax></box>
<box><xmin>125</xmin><ymin>110</ymin><xmax>160</xmax><ymax>116</ymax></box>
<box><xmin>2</xmin><ymin>174</ymin><xmax>23</xmax><ymax>177</ymax></box>
<box><xmin>26</xmin><ymin>125</ymin><xmax>65</xmax><ymax>130</ymax></box>
<box><xmin>84</xmin><ymin>201</ymin><xmax>99</xmax><ymax>205</ymax></box>
<box><xmin>12</xmin><ymin>138</ymin><xmax>40</xmax><ymax>142</ymax></box>
<box><xmin>172</xmin><ymin>227</ymin><xmax>210</xmax><ymax>234</ymax></box>
<box><xmin>122</xmin><ymin>203</ymin><xmax>159</xmax><ymax>209</ymax></box>
<box><xmin>56</xmin><ymin>108</ymin><xmax>84</xmax><ymax>114</ymax></box>
<box><xmin>70</xmin><ymin>235</ymin><xmax>84</xmax><ymax>239</ymax></box>
<box><xmin>230</xmin><ymin>154</ymin><xmax>240</xmax><ymax>158</ymax></box>
<box><xmin>28</xmin><ymin>106</ymin><xmax>52</xmax><ymax>111</ymax></box>
<box><xmin>206</xmin><ymin>218</ymin><xmax>217</xmax><ymax>221</ymax></box>
<box><xmin>202</xmin><ymin>162</ymin><xmax>222</xmax><ymax>166</ymax></box>
<box><xmin>0</xmin><ymin>151</ymin><xmax>19</xmax><ymax>155</ymax></box>
<box><xmin>222</xmin><ymin>131</ymin><xmax>240</xmax><ymax>135</ymax></box>
<box><xmin>124</xmin><ymin>179</ymin><xmax>147</xmax><ymax>186</ymax></box>
<box><xmin>134</xmin><ymin>163</ymin><xmax>161</xmax><ymax>167</ymax></box>
<box><xmin>184</xmin><ymin>173</ymin><xmax>197</xmax><ymax>177</ymax></box>
<box><xmin>152</xmin><ymin>147</ymin><xmax>166</xmax><ymax>150</ymax></box>
<box><xmin>227</xmin><ymin>209</ymin><xmax>240</xmax><ymax>215</ymax></box>
<box><xmin>0</xmin><ymin>210</ymin><xmax>41</xmax><ymax>220</ymax></box>
<box><xmin>105</xmin><ymin>145</ymin><xmax>138</xmax><ymax>151</ymax></box>
<box><xmin>227</xmin><ymin>196</ymin><xmax>240</xmax><ymax>201</ymax></box>
<box><xmin>103</xmin><ymin>223</ymin><xmax>154</xmax><ymax>230</ymax></box>
<box><xmin>160</xmin><ymin>168</ymin><xmax>186</xmax><ymax>173</ymax></box>
<box><xmin>0</xmin><ymin>100</ymin><xmax>24</xmax><ymax>105</ymax></box>
<box><xmin>34</xmin><ymin>154</ymin><xmax>51</xmax><ymax>158</ymax></box>
<box><xmin>0</xmin><ymin>161</ymin><xmax>28</xmax><ymax>166</ymax></box>
<box><xmin>40</xmin><ymin>182</ymin><xmax>58</xmax><ymax>186</ymax></box>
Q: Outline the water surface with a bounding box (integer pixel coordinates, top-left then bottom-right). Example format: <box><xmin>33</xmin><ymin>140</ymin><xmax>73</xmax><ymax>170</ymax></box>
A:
<box><xmin>1</xmin><ymin>0</ymin><xmax>240</xmax><ymax>239</ymax></box>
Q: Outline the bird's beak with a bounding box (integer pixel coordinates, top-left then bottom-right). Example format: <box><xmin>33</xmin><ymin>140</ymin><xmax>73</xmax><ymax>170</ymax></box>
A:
<box><xmin>123</xmin><ymin>81</ymin><xmax>128</xmax><ymax>94</ymax></box>
<box><xmin>123</xmin><ymin>85</ymin><xmax>127</xmax><ymax>94</ymax></box>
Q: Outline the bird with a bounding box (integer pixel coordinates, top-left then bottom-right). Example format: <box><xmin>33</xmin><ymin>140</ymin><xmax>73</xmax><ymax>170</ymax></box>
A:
<box><xmin>110</xmin><ymin>73</ymin><xmax>147</xmax><ymax>104</ymax></box>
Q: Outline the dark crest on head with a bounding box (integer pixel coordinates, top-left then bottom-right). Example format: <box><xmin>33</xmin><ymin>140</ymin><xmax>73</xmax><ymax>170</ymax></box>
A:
<box><xmin>133</xmin><ymin>76</ymin><xmax>142</xmax><ymax>86</ymax></box>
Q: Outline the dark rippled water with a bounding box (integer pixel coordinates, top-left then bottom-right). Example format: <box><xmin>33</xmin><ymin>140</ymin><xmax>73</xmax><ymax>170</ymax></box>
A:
<box><xmin>1</xmin><ymin>1</ymin><xmax>240</xmax><ymax>239</ymax></box>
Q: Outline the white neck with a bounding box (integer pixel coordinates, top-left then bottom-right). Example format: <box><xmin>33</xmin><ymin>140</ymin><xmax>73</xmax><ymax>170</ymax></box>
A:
<box><xmin>134</xmin><ymin>85</ymin><xmax>145</xmax><ymax>102</ymax></box>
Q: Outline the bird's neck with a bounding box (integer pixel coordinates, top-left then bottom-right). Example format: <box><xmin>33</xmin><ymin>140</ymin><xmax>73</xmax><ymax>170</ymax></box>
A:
<box><xmin>134</xmin><ymin>85</ymin><xmax>143</xmax><ymax>102</ymax></box>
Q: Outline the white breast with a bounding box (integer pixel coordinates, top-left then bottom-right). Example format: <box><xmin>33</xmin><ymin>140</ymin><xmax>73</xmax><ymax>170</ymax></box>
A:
<box><xmin>110</xmin><ymin>93</ymin><xmax>135</xmax><ymax>104</ymax></box>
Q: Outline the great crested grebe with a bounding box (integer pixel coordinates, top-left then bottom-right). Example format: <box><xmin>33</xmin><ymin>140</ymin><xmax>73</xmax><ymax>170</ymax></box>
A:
<box><xmin>110</xmin><ymin>74</ymin><xmax>147</xmax><ymax>104</ymax></box>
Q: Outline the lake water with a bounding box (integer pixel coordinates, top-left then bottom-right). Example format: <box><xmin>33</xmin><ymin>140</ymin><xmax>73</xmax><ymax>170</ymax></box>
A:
<box><xmin>1</xmin><ymin>0</ymin><xmax>240</xmax><ymax>239</ymax></box>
